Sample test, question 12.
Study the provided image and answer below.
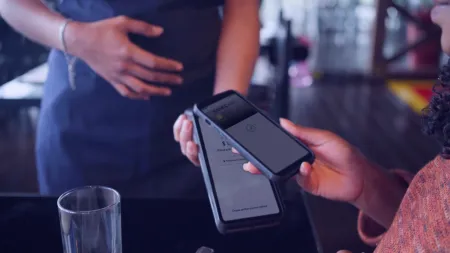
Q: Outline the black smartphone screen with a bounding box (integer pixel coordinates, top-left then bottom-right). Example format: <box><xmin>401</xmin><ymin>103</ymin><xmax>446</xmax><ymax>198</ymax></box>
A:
<box><xmin>200</xmin><ymin>92</ymin><xmax>310</xmax><ymax>175</ymax></box>
<box><xmin>197</xmin><ymin>117</ymin><xmax>281</xmax><ymax>222</ymax></box>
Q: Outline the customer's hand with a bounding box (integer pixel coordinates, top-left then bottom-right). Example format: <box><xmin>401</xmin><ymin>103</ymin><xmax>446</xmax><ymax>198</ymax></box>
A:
<box><xmin>67</xmin><ymin>16</ymin><xmax>183</xmax><ymax>99</ymax></box>
<box><xmin>243</xmin><ymin>119</ymin><xmax>380</xmax><ymax>204</ymax></box>
<box><xmin>173</xmin><ymin>114</ymin><xmax>199</xmax><ymax>166</ymax></box>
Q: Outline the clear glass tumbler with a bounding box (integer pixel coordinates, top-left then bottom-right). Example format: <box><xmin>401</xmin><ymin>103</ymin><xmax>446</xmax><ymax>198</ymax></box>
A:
<box><xmin>57</xmin><ymin>186</ymin><xmax>122</xmax><ymax>253</ymax></box>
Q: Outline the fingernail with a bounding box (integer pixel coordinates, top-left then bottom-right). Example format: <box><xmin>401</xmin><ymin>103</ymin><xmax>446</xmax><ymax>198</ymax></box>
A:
<box><xmin>300</xmin><ymin>164</ymin><xmax>307</xmax><ymax>175</ymax></box>
<box><xmin>279</xmin><ymin>118</ymin><xmax>291</xmax><ymax>125</ymax></box>
<box><xmin>300</xmin><ymin>162</ymin><xmax>309</xmax><ymax>175</ymax></box>
<box><xmin>165</xmin><ymin>89</ymin><xmax>172</xmax><ymax>95</ymax></box>
<box><xmin>177</xmin><ymin>78</ymin><xmax>183</xmax><ymax>84</ymax></box>
<box><xmin>184</xmin><ymin>121</ymin><xmax>192</xmax><ymax>131</ymax></box>
<box><xmin>243</xmin><ymin>162</ymin><xmax>250</xmax><ymax>172</ymax></box>
<box><xmin>177</xmin><ymin>64</ymin><xmax>184</xmax><ymax>71</ymax></box>
<box><xmin>154</xmin><ymin>26</ymin><xmax>163</xmax><ymax>34</ymax></box>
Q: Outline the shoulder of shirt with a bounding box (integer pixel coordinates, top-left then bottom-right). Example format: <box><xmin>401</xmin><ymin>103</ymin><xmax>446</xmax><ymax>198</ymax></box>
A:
<box><xmin>406</xmin><ymin>156</ymin><xmax>449</xmax><ymax>196</ymax></box>
<box><xmin>406</xmin><ymin>155</ymin><xmax>450</xmax><ymax>220</ymax></box>
<box><xmin>414</xmin><ymin>155</ymin><xmax>450</xmax><ymax>186</ymax></box>
<box><xmin>375</xmin><ymin>156</ymin><xmax>450</xmax><ymax>252</ymax></box>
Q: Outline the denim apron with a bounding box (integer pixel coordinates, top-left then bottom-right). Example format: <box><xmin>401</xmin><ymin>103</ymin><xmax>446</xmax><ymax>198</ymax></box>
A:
<box><xmin>36</xmin><ymin>0</ymin><xmax>223</xmax><ymax>197</ymax></box>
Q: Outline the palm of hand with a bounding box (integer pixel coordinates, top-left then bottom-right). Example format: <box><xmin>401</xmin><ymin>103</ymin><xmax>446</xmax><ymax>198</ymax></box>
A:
<box><xmin>301</xmin><ymin>134</ymin><xmax>366</xmax><ymax>203</ymax></box>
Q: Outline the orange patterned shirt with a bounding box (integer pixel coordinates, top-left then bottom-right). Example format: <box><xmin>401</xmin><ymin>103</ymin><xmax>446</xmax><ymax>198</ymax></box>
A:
<box><xmin>359</xmin><ymin>156</ymin><xmax>450</xmax><ymax>252</ymax></box>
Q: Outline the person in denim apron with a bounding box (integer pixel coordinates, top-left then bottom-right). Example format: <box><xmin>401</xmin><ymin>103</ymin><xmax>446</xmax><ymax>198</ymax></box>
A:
<box><xmin>0</xmin><ymin>0</ymin><xmax>260</xmax><ymax>197</ymax></box>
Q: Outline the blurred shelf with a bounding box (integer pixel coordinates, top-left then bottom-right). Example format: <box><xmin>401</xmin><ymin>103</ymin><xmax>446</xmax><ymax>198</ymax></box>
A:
<box><xmin>0</xmin><ymin>64</ymin><xmax>46</xmax><ymax>108</ymax></box>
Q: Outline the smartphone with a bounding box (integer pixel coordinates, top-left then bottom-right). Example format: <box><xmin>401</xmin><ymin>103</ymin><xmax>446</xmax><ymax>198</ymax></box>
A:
<box><xmin>193</xmin><ymin>90</ymin><xmax>315</xmax><ymax>182</ymax></box>
<box><xmin>190</xmin><ymin>112</ymin><xmax>284</xmax><ymax>234</ymax></box>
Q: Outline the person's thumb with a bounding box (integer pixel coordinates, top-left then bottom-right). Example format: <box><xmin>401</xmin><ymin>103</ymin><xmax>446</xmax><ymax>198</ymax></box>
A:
<box><xmin>431</xmin><ymin>5</ymin><xmax>450</xmax><ymax>28</ymax></box>
<box><xmin>296</xmin><ymin>163</ymin><xmax>319</xmax><ymax>195</ymax></box>
<box><xmin>279</xmin><ymin>118</ymin><xmax>327</xmax><ymax>146</ymax></box>
<box><xmin>119</xmin><ymin>16</ymin><xmax>163</xmax><ymax>37</ymax></box>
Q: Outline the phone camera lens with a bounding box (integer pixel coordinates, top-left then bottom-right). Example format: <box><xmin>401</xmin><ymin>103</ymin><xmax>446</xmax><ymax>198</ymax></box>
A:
<box><xmin>205</xmin><ymin>119</ymin><xmax>211</xmax><ymax>125</ymax></box>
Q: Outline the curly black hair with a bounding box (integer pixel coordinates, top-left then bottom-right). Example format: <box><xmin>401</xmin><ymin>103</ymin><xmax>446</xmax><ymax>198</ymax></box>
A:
<box><xmin>422</xmin><ymin>59</ymin><xmax>450</xmax><ymax>159</ymax></box>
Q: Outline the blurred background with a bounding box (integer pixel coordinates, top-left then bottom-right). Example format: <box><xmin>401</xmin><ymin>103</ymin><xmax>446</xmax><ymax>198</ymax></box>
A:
<box><xmin>0</xmin><ymin>0</ymin><xmax>445</xmax><ymax>193</ymax></box>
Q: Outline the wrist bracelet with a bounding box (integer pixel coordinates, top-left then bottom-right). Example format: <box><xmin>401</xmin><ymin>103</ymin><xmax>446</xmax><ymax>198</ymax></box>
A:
<box><xmin>59</xmin><ymin>19</ymin><xmax>77</xmax><ymax>90</ymax></box>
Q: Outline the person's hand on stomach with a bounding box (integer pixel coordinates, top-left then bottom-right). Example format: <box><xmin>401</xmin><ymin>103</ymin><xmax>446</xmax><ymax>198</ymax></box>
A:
<box><xmin>173</xmin><ymin>114</ymin><xmax>199</xmax><ymax>166</ymax></box>
<box><xmin>66</xmin><ymin>16</ymin><xmax>184</xmax><ymax>99</ymax></box>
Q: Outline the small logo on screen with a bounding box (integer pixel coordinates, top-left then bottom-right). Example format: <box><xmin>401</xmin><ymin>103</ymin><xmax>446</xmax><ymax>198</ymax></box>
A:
<box><xmin>246</xmin><ymin>124</ymin><xmax>256</xmax><ymax>132</ymax></box>
<box><xmin>216</xmin><ymin>114</ymin><xmax>225</xmax><ymax>121</ymax></box>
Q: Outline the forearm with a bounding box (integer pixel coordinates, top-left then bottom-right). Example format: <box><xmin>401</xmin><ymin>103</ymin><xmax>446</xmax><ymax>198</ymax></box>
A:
<box><xmin>0</xmin><ymin>0</ymin><xmax>67</xmax><ymax>51</ymax></box>
<box><xmin>214</xmin><ymin>0</ymin><xmax>260</xmax><ymax>96</ymax></box>
<box><xmin>354</xmin><ymin>162</ymin><xmax>408</xmax><ymax>228</ymax></box>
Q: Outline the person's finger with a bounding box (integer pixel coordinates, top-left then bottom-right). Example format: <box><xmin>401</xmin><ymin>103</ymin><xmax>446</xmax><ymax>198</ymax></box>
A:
<box><xmin>118</xmin><ymin>16</ymin><xmax>164</xmax><ymax>37</ymax></box>
<box><xmin>280</xmin><ymin>118</ymin><xmax>328</xmax><ymax>146</ymax></box>
<box><xmin>231</xmin><ymin>148</ymin><xmax>239</xmax><ymax>154</ymax></box>
<box><xmin>121</xmin><ymin>75</ymin><xmax>171</xmax><ymax>96</ymax></box>
<box><xmin>130</xmin><ymin>45</ymin><xmax>183</xmax><ymax>72</ymax></box>
<box><xmin>295</xmin><ymin>173</ymin><xmax>308</xmax><ymax>191</ymax></box>
<box><xmin>111</xmin><ymin>82</ymin><xmax>148</xmax><ymax>100</ymax></box>
<box><xmin>336</xmin><ymin>250</ymin><xmax>352</xmax><ymax>253</ymax></box>
<box><xmin>243</xmin><ymin>162</ymin><xmax>261</xmax><ymax>174</ymax></box>
<box><xmin>299</xmin><ymin>162</ymin><xmax>312</xmax><ymax>176</ymax></box>
<box><xmin>296</xmin><ymin>165</ymin><xmax>318</xmax><ymax>195</ymax></box>
<box><xmin>431</xmin><ymin>5</ymin><xmax>450</xmax><ymax>28</ymax></box>
<box><xmin>173</xmin><ymin>114</ymin><xmax>186</xmax><ymax>142</ymax></box>
<box><xmin>186</xmin><ymin>141</ymin><xmax>200</xmax><ymax>166</ymax></box>
<box><xmin>127</xmin><ymin>64</ymin><xmax>183</xmax><ymax>85</ymax></box>
<box><xmin>180</xmin><ymin>120</ymin><xmax>193</xmax><ymax>155</ymax></box>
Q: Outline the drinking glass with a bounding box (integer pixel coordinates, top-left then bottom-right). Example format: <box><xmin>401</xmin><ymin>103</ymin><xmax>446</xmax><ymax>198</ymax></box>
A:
<box><xmin>57</xmin><ymin>186</ymin><xmax>122</xmax><ymax>253</ymax></box>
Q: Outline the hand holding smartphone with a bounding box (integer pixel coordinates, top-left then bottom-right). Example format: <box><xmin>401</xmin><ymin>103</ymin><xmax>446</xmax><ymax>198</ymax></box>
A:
<box><xmin>193</xmin><ymin>90</ymin><xmax>315</xmax><ymax>182</ymax></box>
<box><xmin>190</xmin><ymin>111</ymin><xmax>284</xmax><ymax>234</ymax></box>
